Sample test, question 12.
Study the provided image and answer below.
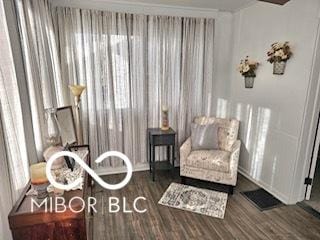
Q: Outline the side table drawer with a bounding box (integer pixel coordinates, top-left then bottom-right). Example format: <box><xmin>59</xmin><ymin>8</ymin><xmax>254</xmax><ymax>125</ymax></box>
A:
<box><xmin>151</xmin><ymin>135</ymin><xmax>175</xmax><ymax>146</ymax></box>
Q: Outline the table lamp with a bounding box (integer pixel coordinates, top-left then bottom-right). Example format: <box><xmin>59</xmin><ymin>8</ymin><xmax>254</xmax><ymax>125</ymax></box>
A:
<box><xmin>43</xmin><ymin>108</ymin><xmax>64</xmax><ymax>170</ymax></box>
<box><xmin>30</xmin><ymin>162</ymin><xmax>49</xmax><ymax>200</ymax></box>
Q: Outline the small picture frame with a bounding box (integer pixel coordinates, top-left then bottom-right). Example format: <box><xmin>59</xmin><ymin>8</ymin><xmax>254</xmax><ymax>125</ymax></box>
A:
<box><xmin>56</xmin><ymin>106</ymin><xmax>77</xmax><ymax>146</ymax></box>
<box><xmin>63</xmin><ymin>143</ymin><xmax>75</xmax><ymax>171</ymax></box>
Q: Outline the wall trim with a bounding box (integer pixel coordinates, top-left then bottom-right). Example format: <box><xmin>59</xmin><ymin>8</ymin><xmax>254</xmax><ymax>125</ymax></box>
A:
<box><xmin>294</xmin><ymin>17</ymin><xmax>320</xmax><ymax>203</ymax></box>
<box><xmin>96</xmin><ymin>163</ymin><xmax>291</xmax><ymax>204</ymax></box>
<box><xmin>233</xmin><ymin>1</ymin><xmax>256</xmax><ymax>13</ymax></box>
<box><xmin>95</xmin><ymin>159</ymin><xmax>293</xmax><ymax>204</ymax></box>
<box><xmin>96</xmin><ymin>163</ymin><xmax>150</xmax><ymax>176</ymax></box>
<box><xmin>50</xmin><ymin>0</ymin><xmax>219</xmax><ymax>18</ymax></box>
<box><xmin>238</xmin><ymin>166</ymin><xmax>290</xmax><ymax>204</ymax></box>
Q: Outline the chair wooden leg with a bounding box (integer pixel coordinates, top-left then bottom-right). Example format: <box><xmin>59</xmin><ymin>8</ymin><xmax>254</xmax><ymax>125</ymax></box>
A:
<box><xmin>229</xmin><ymin>186</ymin><xmax>234</xmax><ymax>195</ymax></box>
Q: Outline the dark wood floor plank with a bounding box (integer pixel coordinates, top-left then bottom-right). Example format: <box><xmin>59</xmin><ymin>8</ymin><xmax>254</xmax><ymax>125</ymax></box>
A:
<box><xmin>93</xmin><ymin>170</ymin><xmax>320</xmax><ymax>240</ymax></box>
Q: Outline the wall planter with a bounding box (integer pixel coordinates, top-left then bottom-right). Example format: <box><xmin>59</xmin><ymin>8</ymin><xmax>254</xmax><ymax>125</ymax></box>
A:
<box><xmin>238</xmin><ymin>56</ymin><xmax>259</xmax><ymax>89</ymax></box>
<box><xmin>267</xmin><ymin>41</ymin><xmax>292</xmax><ymax>75</ymax></box>
<box><xmin>244</xmin><ymin>76</ymin><xmax>255</xmax><ymax>88</ymax></box>
<box><xmin>273</xmin><ymin>61</ymin><xmax>286</xmax><ymax>75</ymax></box>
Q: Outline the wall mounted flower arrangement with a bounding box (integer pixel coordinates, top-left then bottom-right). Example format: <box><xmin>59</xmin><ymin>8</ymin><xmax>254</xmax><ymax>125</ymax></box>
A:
<box><xmin>267</xmin><ymin>41</ymin><xmax>292</xmax><ymax>75</ymax></box>
<box><xmin>237</xmin><ymin>56</ymin><xmax>259</xmax><ymax>88</ymax></box>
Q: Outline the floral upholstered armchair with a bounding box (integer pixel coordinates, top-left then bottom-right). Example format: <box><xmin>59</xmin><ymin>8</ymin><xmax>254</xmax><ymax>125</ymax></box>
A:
<box><xmin>180</xmin><ymin>116</ymin><xmax>241</xmax><ymax>194</ymax></box>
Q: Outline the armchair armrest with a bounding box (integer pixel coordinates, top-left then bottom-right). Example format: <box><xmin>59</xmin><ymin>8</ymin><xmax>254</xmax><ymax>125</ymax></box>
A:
<box><xmin>229</xmin><ymin>140</ymin><xmax>241</xmax><ymax>185</ymax></box>
<box><xmin>180</xmin><ymin>137</ymin><xmax>192</xmax><ymax>166</ymax></box>
<box><xmin>231</xmin><ymin>140</ymin><xmax>241</xmax><ymax>154</ymax></box>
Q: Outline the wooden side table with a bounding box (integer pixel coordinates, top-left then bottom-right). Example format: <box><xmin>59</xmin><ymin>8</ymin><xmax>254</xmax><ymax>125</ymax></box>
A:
<box><xmin>147</xmin><ymin>128</ymin><xmax>176</xmax><ymax>181</ymax></box>
<box><xmin>8</xmin><ymin>146</ymin><xmax>92</xmax><ymax>240</ymax></box>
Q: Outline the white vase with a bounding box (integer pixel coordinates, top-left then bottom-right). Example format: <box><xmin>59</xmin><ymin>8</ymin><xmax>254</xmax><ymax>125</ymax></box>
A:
<box><xmin>45</xmin><ymin>108</ymin><xmax>60</xmax><ymax>145</ymax></box>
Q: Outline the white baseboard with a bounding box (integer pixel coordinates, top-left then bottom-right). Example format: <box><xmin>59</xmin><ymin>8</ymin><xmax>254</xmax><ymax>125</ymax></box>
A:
<box><xmin>238</xmin><ymin>166</ymin><xmax>291</xmax><ymax>204</ymax></box>
<box><xmin>95</xmin><ymin>161</ymin><xmax>181</xmax><ymax>176</ymax></box>
<box><xmin>95</xmin><ymin>163</ymin><xmax>150</xmax><ymax>176</ymax></box>
<box><xmin>95</xmin><ymin>163</ymin><xmax>292</xmax><ymax>204</ymax></box>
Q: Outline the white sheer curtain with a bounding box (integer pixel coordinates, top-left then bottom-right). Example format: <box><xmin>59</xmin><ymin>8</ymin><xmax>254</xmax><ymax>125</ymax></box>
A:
<box><xmin>52</xmin><ymin>8</ymin><xmax>215</xmax><ymax>168</ymax></box>
<box><xmin>15</xmin><ymin>0</ymin><xmax>65</xmax><ymax>159</ymax></box>
<box><xmin>0</xmin><ymin>0</ymin><xmax>30</xmax><ymax>238</ymax></box>
<box><xmin>0</xmin><ymin>113</ymin><xmax>14</xmax><ymax>240</ymax></box>
<box><xmin>14</xmin><ymin>0</ymin><xmax>215</xmax><ymax>169</ymax></box>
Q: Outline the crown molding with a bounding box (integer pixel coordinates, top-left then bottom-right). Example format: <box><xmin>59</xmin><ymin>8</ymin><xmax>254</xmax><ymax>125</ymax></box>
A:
<box><xmin>233</xmin><ymin>0</ymin><xmax>256</xmax><ymax>13</ymax></box>
<box><xmin>50</xmin><ymin>0</ymin><xmax>219</xmax><ymax>18</ymax></box>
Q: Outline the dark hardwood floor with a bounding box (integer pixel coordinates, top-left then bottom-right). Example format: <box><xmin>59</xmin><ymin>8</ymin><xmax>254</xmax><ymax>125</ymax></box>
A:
<box><xmin>92</xmin><ymin>169</ymin><xmax>320</xmax><ymax>240</ymax></box>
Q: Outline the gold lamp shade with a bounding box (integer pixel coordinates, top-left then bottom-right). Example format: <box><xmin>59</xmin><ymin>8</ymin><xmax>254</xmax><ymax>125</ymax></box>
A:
<box><xmin>69</xmin><ymin>85</ymin><xmax>86</xmax><ymax>97</ymax></box>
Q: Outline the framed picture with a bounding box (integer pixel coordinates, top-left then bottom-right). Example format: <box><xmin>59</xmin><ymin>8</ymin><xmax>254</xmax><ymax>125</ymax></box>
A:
<box><xmin>56</xmin><ymin>106</ymin><xmax>77</xmax><ymax>146</ymax></box>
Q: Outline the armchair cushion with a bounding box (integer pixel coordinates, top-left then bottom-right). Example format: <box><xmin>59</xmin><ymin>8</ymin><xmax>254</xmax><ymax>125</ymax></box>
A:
<box><xmin>191</xmin><ymin>123</ymin><xmax>219</xmax><ymax>150</ymax></box>
<box><xmin>186</xmin><ymin>150</ymin><xmax>230</xmax><ymax>173</ymax></box>
<box><xmin>194</xmin><ymin>116</ymin><xmax>239</xmax><ymax>152</ymax></box>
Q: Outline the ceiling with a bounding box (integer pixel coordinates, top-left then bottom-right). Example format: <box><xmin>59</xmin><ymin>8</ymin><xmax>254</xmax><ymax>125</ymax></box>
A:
<box><xmin>115</xmin><ymin>0</ymin><xmax>256</xmax><ymax>12</ymax></box>
<box><xmin>52</xmin><ymin>0</ymin><xmax>290</xmax><ymax>12</ymax></box>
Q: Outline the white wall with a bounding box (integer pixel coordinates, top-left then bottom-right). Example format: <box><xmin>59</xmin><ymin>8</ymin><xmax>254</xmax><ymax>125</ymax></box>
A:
<box><xmin>213</xmin><ymin>0</ymin><xmax>320</xmax><ymax>204</ymax></box>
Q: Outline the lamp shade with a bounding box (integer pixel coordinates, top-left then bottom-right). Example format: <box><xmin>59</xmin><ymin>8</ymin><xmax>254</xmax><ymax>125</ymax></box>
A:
<box><xmin>69</xmin><ymin>85</ymin><xmax>86</xmax><ymax>97</ymax></box>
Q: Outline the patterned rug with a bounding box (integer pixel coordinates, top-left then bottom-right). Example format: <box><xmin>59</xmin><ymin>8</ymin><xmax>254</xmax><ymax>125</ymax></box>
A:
<box><xmin>158</xmin><ymin>182</ymin><xmax>228</xmax><ymax>219</ymax></box>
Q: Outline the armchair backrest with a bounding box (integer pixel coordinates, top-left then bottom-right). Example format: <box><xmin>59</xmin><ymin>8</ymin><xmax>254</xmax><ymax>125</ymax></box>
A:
<box><xmin>194</xmin><ymin>116</ymin><xmax>239</xmax><ymax>152</ymax></box>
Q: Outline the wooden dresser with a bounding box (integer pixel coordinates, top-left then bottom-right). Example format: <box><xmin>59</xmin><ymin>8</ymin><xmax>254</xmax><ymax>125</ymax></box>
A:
<box><xmin>8</xmin><ymin>146</ymin><xmax>92</xmax><ymax>240</ymax></box>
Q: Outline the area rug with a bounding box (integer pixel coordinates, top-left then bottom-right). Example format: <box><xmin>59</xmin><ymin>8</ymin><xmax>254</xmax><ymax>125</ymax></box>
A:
<box><xmin>158</xmin><ymin>182</ymin><xmax>228</xmax><ymax>219</ymax></box>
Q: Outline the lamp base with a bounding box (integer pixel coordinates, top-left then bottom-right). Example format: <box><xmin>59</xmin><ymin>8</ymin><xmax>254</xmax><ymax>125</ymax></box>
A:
<box><xmin>43</xmin><ymin>146</ymin><xmax>64</xmax><ymax>169</ymax></box>
<box><xmin>32</xmin><ymin>182</ymin><xmax>49</xmax><ymax>201</ymax></box>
